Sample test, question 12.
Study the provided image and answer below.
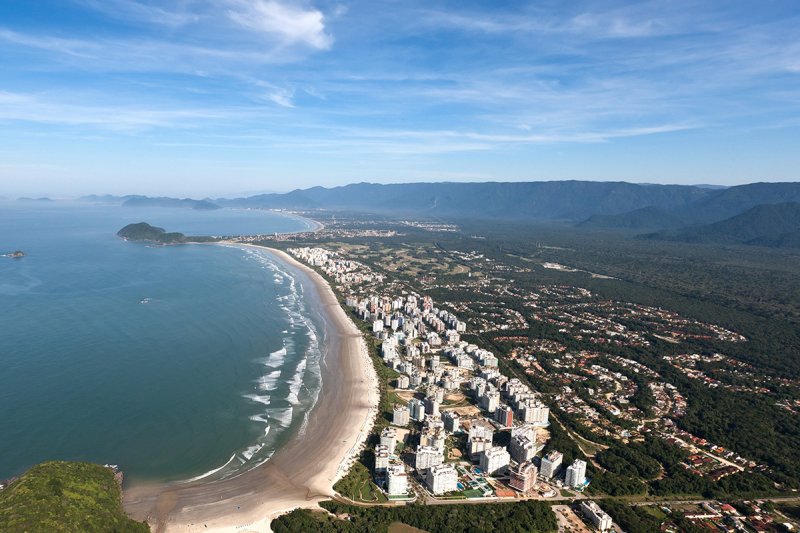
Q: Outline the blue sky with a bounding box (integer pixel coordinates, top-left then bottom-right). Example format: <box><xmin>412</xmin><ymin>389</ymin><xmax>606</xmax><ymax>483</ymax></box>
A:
<box><xmin>0</xmin><ymin>0</ymin><xmax>798</xmax><ymax>197</ymax></box>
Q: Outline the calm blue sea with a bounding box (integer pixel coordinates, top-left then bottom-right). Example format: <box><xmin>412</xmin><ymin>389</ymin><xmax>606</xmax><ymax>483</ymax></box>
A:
<box><xmin>0</xmin><ymin>202</ymin><xmax>324</xmax><ymax>483</ymax></box>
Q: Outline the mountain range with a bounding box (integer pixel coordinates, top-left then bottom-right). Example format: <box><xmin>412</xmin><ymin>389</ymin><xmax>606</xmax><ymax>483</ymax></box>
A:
<box><xmin>78</xmin><ymin>180</ymin><xmax>800</xmax><ymax>249</ymax></box>
<box><xmin>80</xmin><ymin>194</ymin><xmax>220</xmax><ymax>210</ymax></box>
<box><xmin>641</xmin><ymin>202</ymin><xmax>800</xmax><ymax>248</ymax></box>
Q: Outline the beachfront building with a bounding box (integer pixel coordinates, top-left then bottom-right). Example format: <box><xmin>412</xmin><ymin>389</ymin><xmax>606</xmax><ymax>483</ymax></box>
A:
<box><xmin>374</xmin><ymin>445</ymin><xmax>390</xmax><ymax>473</ymax></box>
<box><xmin>415</xmin><ymin>445</ymin><xmax>444</xmax><ymax>472</ymax></box>
<box><xmin>442</xmin><ymin>411</ymin><xmax>460</xmax><ymax>433</ymax></box>
<box><xmin>386</xmin><ymin>464</ymin><xmax>409</xmax><ymax>496</ymax></box>
<box><xmin>380</xmin><ymin>427</ymin><xmax>397</xmax><ymax>451</ymax></box>
<box><xmin>426</xmin><ymin>464</ymin><xmax>459</xmax><ymax>495</ymax></box>
<box><xmin>580</xmin><ymin>501</ymin><xmax>613</xmax><ymax>531</ymax></box>
<box><xmin>508</xmin><ymin>462</ymin><xmax>538</xmax><ymax>493</ymax></box>
<box><xmin>480</xmin><ymin>446</ymin><xmax>510</xmax><ymax>476</ymax></box>
<box><xmin>565</xmin><ymin>459</ymin><xmax>587</xmax><ymax>488</ymax></box>
<box><xmin>396</xmin><ymin>374</ymin><xmax>410</xmax><ymax>389</ymax></box>
<box><xmin>392</xmin><ymin>404</ymin><xmax>409</xmax><ymax>426</ymax></box>
<box><xmin>540</xmin><ymin>450</ymin><xmax>563</xmax><ymax>479</ymax></box>
<box><xmin>409</xmin><ymin>398</ymin><xmax>426</xmax><ymax>422</ymax></box>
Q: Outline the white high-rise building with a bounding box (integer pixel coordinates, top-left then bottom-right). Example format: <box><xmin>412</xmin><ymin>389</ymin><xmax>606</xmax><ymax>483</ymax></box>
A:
<box><xmin>380</xmin><ymin>427</ymin><xmax>397</xmax><ymax>451</ymax></box>
<box><xmin>415</xmin><ymin>445</ymin><xmax>444</xmax><ymax>472</ymax></box>
<box><xmin>565</xmin><ymin>459</ymin><xmax>587</xmax><ymax>488</ymax></box>
<box><xmin>469</xmin><ymin>436</ymin><xmax>492</xmax><ymax>459</ymax></box>
<box><xmin>442</xmin><ymin>411</ymin><xmax>461</xmax><ymax>433</ymax></box>
<box><xmin>373</xmin><ymin>319</ymin><xmax>384</xmax><ymax>333</ymax></box>
<box><xmin>386</xmin><ymin>464</ymin><xmax>408</xmax><ymax>496</ymax></box>
<box><xmin>510</xmin><ymin>434</ymin><xmax>540</xmax><ymax>464</ymax></box>
<box><xmin>479</xmin><ymin>446</ymin><xmax>510</xmax><ymax>476</ymax></box>
<box><xmin>409</xmin><ymin>398</ymin><xmax>426</xmax><ymax>422</ymax></box>
<box><xmin>509</xmin><ymin>462</ymin><xmax>538</xmax><ymax>493</ymax></box>
<box><xmin>481</xmin><ymin>390</ymin><xmax>500</xmax><ymax>412</ymax></box>
<box><xmin>421</xmin><ymin>428</ymin><xmax>446</xmax><ymax>451</ymax></box>
<box><xmin>424</xmin><ymin>396</ymin><xmax>440</xmax><ymax>417</ymax></box>
<box><xmin>580</xmin><ymin>501</ymin><xmax>613</xmax><ymax>531</ymax></box>
<box><xmin>520</xmin><ymin>399</ymin><xmax>550</xmax><ymax>426</ymax></box>
<box><xmin>540</xmin><ymin>450</ymin><xmax>563</xmax><ymax>479</ymax></box>
<box><xmin>392</xmin><ymin>404</ymin><xmax>409</xmax><ymax>426</ymax></box>
<box><xmin>374</xmin><ymin>445</ymin><xmax>390</xmax><ymax>473</ymax></box>
<box><xmin>467</xmin><ymin>422</ymin><xmax>494</xmax><ymax>443</ymax></box>
<box><xmin>426</xmin><ymin>464</ymin><xmax>459</xmax><ymax>495</ymax></box>
<box><xmin>396</xmin><ymin>374</ymin><xmax>410</xmax><ymax>389</ymax></box>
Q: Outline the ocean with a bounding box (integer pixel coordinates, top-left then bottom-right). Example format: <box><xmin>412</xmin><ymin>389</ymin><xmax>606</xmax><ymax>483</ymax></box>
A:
<box><xmin>0</xmin><ymin>202</ymin><xmax>324</xmax><ymax>483</ymax></box>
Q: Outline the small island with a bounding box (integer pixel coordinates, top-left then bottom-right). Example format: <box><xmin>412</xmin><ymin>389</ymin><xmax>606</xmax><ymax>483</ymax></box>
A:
<box><xmin>117</xmin><ymin>222</ymin><xmax>188</xmax><ymax>244</ymax></box>
<box><xmin>117</xmin><ymin>222</ymin><xmax>219</xmax><ymax>244</ymax></box>
<box><xmin>3</xmin><ymin>250</ymin><xmax>25</xmax><ymax>258</ymax></box>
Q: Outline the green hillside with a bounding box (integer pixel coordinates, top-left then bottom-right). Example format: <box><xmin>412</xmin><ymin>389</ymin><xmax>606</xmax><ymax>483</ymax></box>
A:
<box><xmin>0</xmin><ymin>461</ymin><xmax>149</xmax><ymax>532</ymax></box>
<box><xmin>577</xmin><ymin>206</ymin><xmax>684</xmax><ymax>230</ymax></box>
<box><xmin>643</xmin><ymin>202</ymin><xmax>800</xmax><ymax>248</ymax></box>
<box><xmin>117</xmin><ymin>222</ymin><xmax>187</xmax><ymax>244</ymax></box>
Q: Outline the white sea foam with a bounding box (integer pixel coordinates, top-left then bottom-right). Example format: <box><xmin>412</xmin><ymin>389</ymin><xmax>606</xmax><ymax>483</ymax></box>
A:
<box><xmin>244</xmin><ymin>393</ymin><xmax>271</xmax><ymax>406</ymax></box>
<box><xmin>257</xmin><ymin>370</ymin><xmax>282</xmax><ymax>391</ymax></box>
<box><xmin>286</xmin><ymin>357</ymin><xmax>307</xmax><ymax>405</ymax></box>
<box><xmin>267</xmin><ymin>407</ymin><xmax>294</xmax><ymax>427</ymax></box>
<box><xmin>182</xmin><ymin>453</ymin><xmax>237</xmax><ymax>483</ymax></box>
<box><xmin>242</xmin><ymin>441</ymin><xmax>266</xmax><ymax>461</ymax></box>
<box><xmin>212</xmin><ymin>244</ymin><xmax>327</xmax><ymax>479</ymax></box>
<box><xmin>264</xmin><ymin>346</ymin><xmax>286</xmax><ymax>367</ymax></box>
<box><xmin>249</xmin><ymin>413</ymin><xmax>270</xmax><ymax>425</ymax></box>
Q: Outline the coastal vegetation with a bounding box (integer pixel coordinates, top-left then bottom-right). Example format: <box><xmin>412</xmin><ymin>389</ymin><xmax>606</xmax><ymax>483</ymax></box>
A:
<box><xmin>117</xmin><ymin>222</ymin><xmax>187</xmax><ymax>244</ymax></box>
<box><xmin>116</xmin><ymin>222</ymin><xmax>219</xmax><ymax>244</ymax></box>
<box><xmin>272</xmin><ymin>500</ymin><xmax>557</xmax><ymax>532</ymax></box>
<box><xmin>333</xmin><ymin>461</ymin><xmax>387</xmax><ymax>503</ymax></box>
<box><xmin>598</xmin><ymin>500</ymin><xmax>662</xmax><ymax>533</ymax></box>
<box><xmin>0</xmin><ymin>461</ymin><xmax>149</xmax><ymax>532</ymax></box>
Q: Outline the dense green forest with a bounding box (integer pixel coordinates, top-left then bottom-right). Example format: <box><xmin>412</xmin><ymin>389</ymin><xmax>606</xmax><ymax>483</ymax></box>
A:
<box><xmin>598</xmin><ymin>500</ymin><xmax>662</xmax><ymax>533</ymax></box>
<box><xmin>0</xmin><ymin>461</ymin><xmax>149</xmax><ymax>532</ymax></box>
<box><xmin>272</xmin><ymin>500</ymin><xmax>557</xmax><ymax>532</ymax></box>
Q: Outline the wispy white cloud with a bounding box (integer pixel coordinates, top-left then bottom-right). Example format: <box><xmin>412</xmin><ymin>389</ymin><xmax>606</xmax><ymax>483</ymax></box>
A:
<box><xmin>76</xmin><ymin>0</ymin><xmax>200</xmax><ymax>28</ymax></box>
<box><xmin>0</xmin><ymin>90</ymin><xmax>244</xmax><ymax>131</ymax></box>
<box><xmin>420</xmin><ymin>5</ymin><xmax>682</xmax><ymax>40</ymax></box>
<box><xmin>255</xmin><ymin>82</ymin><xmax>296</xmax><ymax>108</ymax></box>
<box><xmin>226</xmin><ymin>0</ymin><xmax>333</xmax><ymax>50</ymax></box>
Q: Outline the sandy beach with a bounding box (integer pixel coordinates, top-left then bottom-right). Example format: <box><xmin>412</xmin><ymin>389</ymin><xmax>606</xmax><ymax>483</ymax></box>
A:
<box><xmin>123</xmin><ymin>246</ymin><xmax>379</xmax><ymax>532</ymax></box>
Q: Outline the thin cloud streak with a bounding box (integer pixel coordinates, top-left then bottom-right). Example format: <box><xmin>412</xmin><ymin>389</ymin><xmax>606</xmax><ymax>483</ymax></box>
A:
<box><xmin>77</xmin><ymin>0</ymin><xmax>200</xmax><ymax>28</ymax></box>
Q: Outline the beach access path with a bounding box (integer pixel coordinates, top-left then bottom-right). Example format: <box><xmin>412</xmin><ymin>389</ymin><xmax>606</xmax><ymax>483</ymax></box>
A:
<box><xmin>123</xmin><ymin>246</ymin><xmax>379</xmax><ymax>533</ymax></box>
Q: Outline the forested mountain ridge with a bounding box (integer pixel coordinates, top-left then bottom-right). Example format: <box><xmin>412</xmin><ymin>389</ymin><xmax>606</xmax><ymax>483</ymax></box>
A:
<box><xmin>642</xmin><ymin>202</ymin><xmax>800</xmax><ymax>248</ymax></box>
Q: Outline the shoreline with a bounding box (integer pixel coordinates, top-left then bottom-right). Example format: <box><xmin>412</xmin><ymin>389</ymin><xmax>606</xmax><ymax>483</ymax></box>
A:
<box><xmin>122</xmin><ymin>244</ymin><xmax>379</xmax><ymax>532</ymax></box>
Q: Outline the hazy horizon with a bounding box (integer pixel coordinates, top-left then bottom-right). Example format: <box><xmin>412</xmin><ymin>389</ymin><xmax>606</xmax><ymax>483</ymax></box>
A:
<box><xmin>1</xmin><ymin>1</ymin><xmax>799</xmax><ymax>197</ymax></box>
<box><xmin>0</xmin><ymin>178</ymin><xmax>764</xmax><ymax>202</ymax></box>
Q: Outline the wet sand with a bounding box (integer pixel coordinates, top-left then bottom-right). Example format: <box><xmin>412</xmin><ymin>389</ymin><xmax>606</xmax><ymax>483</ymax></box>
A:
<box><xmin>123</xmin><ymin>246</ymin><xmax>379</xmax><ymax>532</ymax></box>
